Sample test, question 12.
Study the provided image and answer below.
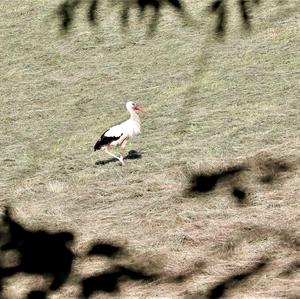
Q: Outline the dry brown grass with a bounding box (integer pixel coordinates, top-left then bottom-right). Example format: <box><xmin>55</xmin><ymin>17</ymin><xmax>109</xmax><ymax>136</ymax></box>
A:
<box><xmin>1</xmin><ymin>0</ymin><xmax>299</xmax><ymax>298</ymax></box>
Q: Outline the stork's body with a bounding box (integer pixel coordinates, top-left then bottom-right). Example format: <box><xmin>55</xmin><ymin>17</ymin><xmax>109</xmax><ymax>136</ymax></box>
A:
<box><xmin>94</xmin><ymin>101</ymin><xmax>144</xmax><ymax>165</ymax></box>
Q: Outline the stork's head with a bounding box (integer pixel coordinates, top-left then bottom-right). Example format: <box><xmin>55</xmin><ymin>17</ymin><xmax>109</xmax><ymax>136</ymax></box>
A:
<box><xmin>126</xmin><ymin>101</ymin><xmax>145</xmax><ymax>112</ymax></box>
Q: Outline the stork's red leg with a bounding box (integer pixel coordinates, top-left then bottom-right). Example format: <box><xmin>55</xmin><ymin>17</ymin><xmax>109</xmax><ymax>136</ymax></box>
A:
<box><xmin>103</xmin><ymin>147</ymin><xmax>123</xmax><ymax>164</ymax></box>
<box><xmin>119</xmin><ymin>139</ymin><xmax>128</xmax><ymax>165</ymax></box>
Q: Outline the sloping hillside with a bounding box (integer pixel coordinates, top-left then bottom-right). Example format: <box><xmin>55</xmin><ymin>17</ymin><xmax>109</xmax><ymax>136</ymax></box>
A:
<box><xmin>0</xmin><ymin>0</ymin><xmax>299</xmax><ymax>298</ymax></box>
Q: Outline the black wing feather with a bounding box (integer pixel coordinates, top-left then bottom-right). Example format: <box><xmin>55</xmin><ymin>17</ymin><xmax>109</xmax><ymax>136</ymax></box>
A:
<box><xmin>94</xmin><ymin>130</ymin><xmax>123</xmax><ymax>151</ymax></box>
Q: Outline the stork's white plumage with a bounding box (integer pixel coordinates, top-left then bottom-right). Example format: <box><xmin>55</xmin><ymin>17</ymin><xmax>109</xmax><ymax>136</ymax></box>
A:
<box><xmin>94</xmin><ymin>101</ymin><xmax>144</xmax><ymax>165</ymax></box>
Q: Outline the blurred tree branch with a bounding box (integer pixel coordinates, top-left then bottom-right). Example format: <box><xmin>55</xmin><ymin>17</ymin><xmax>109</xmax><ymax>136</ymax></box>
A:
<box><xmin>56</xmin><ymin>0</ymin><xmax>283</xmax><ymax>37</ymax></box>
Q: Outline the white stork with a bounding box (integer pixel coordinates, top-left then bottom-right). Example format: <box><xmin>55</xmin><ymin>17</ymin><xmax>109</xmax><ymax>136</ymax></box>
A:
<box><xmin>94</xmin><ymin>101</ymin><xmax>145</xmax><ymax>165</ymax></box>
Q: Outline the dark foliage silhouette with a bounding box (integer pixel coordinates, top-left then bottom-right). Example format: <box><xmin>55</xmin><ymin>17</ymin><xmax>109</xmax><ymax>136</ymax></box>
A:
<box><xmin>186</xmin><ymin>155</ymin><xmax>295</xmax><ymax>203</ymax></box>
<box><xmin>0</xmin><ymin>196</ymin><xmax>297</xmax><ymax>298</ymax></box>
<box><xmin>57</xmin><ymin>0</ymin><xmax>185</xmax><ymax>34</ymax></box>
<box><xmin>58</xmin><ymin>0</ymin><xmax>81</xmax><ymax>31</ymax></box>
<box><xmin>81</xmin><ymin>265</ymin><xmax>159</xmax><ymax>297</ymax></box>
<box><xmin>279</xmin><ymin>260</ymin><xmax>300</xmax><ymax>277</ymax></box>
<box><xmin>210</xmin><ymin>0</ymin><xmax>260</xmax><ymax>35</ymax></box>
<box><xmin>210</xmin><ymin>0</ymin><xmax>227</xmax><ymax>34</ymax></box>
<box><xmin>206</xmin><ymin>259</ymin><xmax>267</xmax><ymax>299</ymax></box>
<box><xmin>0</xmin><ymin>152</ymin><xmax>297</xmax><ymax>298</ymax></box>
<box><xmin>88</xmin><ymin>0</ymin><xmax>98</xmax><ymax>24</ymax></box>
<box><xmin>87</xmin><ymin>242</ymin><xmax>124</xmax><ymax>257</ymax></box>
<box><xmin>188</xmin><ymin>165</ymin><xmax>246</xmax><ymax>193</ymax></box>
<box><xmin>27</xmin><ymin>290</ymin><xmax>47</xmax><ymax>299</ymax></box>
<box><xmin>232</xmin><ymin>187</ymin><xmax>247</xmax><ymax>202</ymax></box>
<box><xmin>258</xmin><ymin>157</ymin><xmax>290</xmax><ymax>184</ymax></box>
<box><xmin>55</xmin><ymin>0</ymin><xmax>269</xmax><ymax>36</ymax></box>
<box><xmin>0</xmin><ymin>208</ymin><xmax>75</xmax><ymax>293</ymax></box>
<box><xmin>166</xmin><ymin>261</ymin><xmax>206</xmax><ymax>283</ymax></box>
<box><xmin>0</xmin><ymin>208</ymin><xmax>160</xmax><ymax>298</ymax></box>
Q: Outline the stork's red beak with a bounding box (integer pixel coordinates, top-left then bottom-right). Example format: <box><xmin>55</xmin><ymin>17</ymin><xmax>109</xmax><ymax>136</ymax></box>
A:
<box><xmin>134</xmin><ymin>104</ymin><xmax>145</xmax><ymax>112</ymax></box>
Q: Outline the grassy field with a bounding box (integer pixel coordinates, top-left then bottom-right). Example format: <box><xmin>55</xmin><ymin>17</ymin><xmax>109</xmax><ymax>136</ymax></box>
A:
<box><xmin>0</xmin><ymin>0</ymin><xmax>299</xmax><ymax>298</ymax></box>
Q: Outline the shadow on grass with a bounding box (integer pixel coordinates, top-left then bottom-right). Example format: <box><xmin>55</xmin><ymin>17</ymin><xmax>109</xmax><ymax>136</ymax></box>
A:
<box><xmin>0</xmin><ymin>208</ymin><xmax>75</xmax><ymax>297</ymax></box>
<box><xmin>95</xmin><ymin>150</ymin><xmax>143</xmax><ymax>166</ymax></box>
<box><xmin>205</xmin><ymin>259</ymin><xmax>267</xmax><ymax>299</ymax></box>
<box><xmin>0</xmin><ymin>207</ymin><xmax>160</xmax><ymax>299</ymax></box>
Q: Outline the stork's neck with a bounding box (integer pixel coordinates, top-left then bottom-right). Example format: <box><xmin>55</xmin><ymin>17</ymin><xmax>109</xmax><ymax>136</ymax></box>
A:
<box><xmin>128</xmin><ymin>109</ymin><xmax>140</xmax><ymax>123</ymax></box>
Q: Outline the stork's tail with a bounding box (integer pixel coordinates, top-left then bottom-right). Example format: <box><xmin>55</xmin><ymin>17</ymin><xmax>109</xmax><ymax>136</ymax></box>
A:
<box><xmin>94</xmin><ymin>131</ymin><xmax>123</xmax><ymax>151</ymax></box>
<box><xmin>94</xmin><ymin>139</ymin><xmax>104</xmax><ymax>151</ymax></box>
